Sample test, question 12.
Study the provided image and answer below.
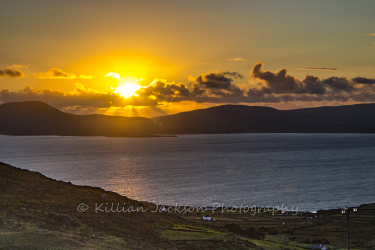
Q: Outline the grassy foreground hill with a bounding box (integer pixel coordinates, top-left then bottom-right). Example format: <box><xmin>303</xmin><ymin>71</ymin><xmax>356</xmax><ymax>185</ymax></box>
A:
<box><xmin>0</xmin><ymin>162</ymin><xmax>260</xmax><ymax>249</ymax></box>
<box><xmin>1</xmin><ymin>162</ymin><xmax>375</xmax><ymax>249</ymax></box>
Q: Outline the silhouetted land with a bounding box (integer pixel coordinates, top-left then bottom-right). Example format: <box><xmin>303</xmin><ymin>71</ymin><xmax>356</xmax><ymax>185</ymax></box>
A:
<box><xmin>1</xmin><ymin>101</ymin><xmax>375</xmax><ymax>136</ymax></box>
<box><xmin>0</xmin><ymin>101</ymin><xmax>152</xmax><ymax>137</ymax></box>
<box><xmin>1</xmin><ymin>162</ymin><xmax>375</xmax><ymax>249</ymax></box>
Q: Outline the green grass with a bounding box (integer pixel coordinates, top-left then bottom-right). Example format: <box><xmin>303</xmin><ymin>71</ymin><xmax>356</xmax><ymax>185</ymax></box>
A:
<box><xmin>161</xmin><ymin>224</ymin><xmax>229</xmax><ymax>241</ymax></box>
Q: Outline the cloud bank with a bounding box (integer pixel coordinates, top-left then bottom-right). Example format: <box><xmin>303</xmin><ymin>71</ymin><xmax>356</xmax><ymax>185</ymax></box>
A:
<box><xmin>2</xmin><ymin>62</ymin><xmax>375</xmax><ymax>110</ymax></box>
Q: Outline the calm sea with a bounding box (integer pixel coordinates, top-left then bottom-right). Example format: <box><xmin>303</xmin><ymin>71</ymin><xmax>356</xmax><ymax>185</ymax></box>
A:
<box><xmin>1</xmin><ymin>134</ymin><xmax>374</xmax><ymax>212</ymax></box>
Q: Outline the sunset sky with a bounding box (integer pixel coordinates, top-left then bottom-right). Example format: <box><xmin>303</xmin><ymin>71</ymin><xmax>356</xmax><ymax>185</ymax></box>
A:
<box><xmin>1</xmin><ymin>0</ymin><xmax>375</xmax><ymax>117</ymax></box>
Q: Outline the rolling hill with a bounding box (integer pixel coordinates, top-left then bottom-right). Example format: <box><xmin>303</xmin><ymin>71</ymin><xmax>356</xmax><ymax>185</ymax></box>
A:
<box><xmin>0</xmin><ymin>101</ymin><xmax>152</xmax><ymax>137</ymax></box>
<box><xmin>1</xmin><ymin>101</ymin><xmax>375</xmax><ymax>136</ymax></box>
<box><xmin>151</xmin><ymin>103</ymin><xmax>375</xmax><ymax>134</ymax></box>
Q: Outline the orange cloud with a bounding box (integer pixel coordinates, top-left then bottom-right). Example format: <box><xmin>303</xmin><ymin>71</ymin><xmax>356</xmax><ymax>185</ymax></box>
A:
<box><xmin>79</xmin><ymin>74</ymin><xmax>95</xmax><ymax>79</ymax></box>
<box><xmin>36</xmin><ymin>68</ymin><xmax>77</xmax><ymax>79</ymax></box>
<box><xmin>229</xmin><ymin>58</ymin><xmax>246</xmax><ymax>61</ymax></box>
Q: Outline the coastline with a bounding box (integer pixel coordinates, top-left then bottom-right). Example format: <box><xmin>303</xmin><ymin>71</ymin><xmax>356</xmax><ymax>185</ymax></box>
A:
<box><xmin>2</xmin><ymin>133</ymin><xmax>374</xmax><ymax>214</ymax></box>
<box><xmin>1</xmin><ymin>161</ymin><xmax>375</xmax><ymax>249</ymax></box>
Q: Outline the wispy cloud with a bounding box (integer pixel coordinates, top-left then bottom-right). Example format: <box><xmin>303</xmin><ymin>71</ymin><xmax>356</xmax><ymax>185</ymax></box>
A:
<box><xmin>229</xmin><ymin>58</ymin><xmax>246</xmax><ymax>61</ymax></box>
<box><xmin>9</xmin><ymin>64</ymin><xmax>29</xmax><ymax>69</ymax></box>
<box><xmin>36</xmin><ymin>68</ymin><xmax>77</xmax><ymax>79</ymax></box>
<box><xmin>79</xmin><ymin>74</ymin><xmax>95</xmax><ymax>79</ymax></box>
<box><xmin>294</xmin><ymin>68</ymin><xmax>338</xmax><ymax>71</ymax></box>
<box><xmin>366</xmin><ymin>33</ymin><xmax>375</xmax><ymax>36</ymax></box>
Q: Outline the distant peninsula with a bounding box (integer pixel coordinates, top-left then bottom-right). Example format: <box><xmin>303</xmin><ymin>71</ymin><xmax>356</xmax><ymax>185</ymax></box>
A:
<box><xmin>1</xmin><ymin>101</ymin><xmax>375</xmax><ymax>137</ymax></box>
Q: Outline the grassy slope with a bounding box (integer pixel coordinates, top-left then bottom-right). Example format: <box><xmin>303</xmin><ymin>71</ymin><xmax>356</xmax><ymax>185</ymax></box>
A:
<box><xmin>0</xmin><ymin>162</ymin><xmax>259</xmax><ymax>249</ymax></box>
<box><xmin>1</xmin><ymin>162</ymin><xmax>375</xmax><ymax>249</ymax></box>
<box><xmin>0</xmin><ymin>162</ymin><xmax>180</xmax><ymax>249</ymax></box>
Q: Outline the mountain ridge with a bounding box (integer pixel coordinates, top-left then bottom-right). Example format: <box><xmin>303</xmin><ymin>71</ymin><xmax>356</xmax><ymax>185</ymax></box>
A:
<box><xmin>1</xmin><ymin>101</ymin><xmax>375</xmax><ymax>136</ymax></box>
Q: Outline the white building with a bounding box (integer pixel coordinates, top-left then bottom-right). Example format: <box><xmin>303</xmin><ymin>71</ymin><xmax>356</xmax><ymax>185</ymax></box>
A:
<box><xmin>203</xmin><ymin>215</ymin><xmax>211</xmax><ymax>221</ymax></box>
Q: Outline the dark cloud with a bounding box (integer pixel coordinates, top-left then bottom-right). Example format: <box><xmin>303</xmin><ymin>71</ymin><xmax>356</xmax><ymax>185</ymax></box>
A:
<box><xmin>194</xmin><ymin>72</ymin><xmax>233</xmax><ymax>89</ymax></box>
<box><xmin>189</xmin><ymin>71</ymin><xmax>245</xmax><ymax>98</ymax></box>
<box><xmin>251</xmin><ymin>62</ymin><xmax>300</xmax><ymax>93</ymax></box>
<box><xmin>244</xmin><ymin>62</ymin><xmax>375</xmax><ymax>103</ymax></box>
<box><xmin>0</xmin><ymin>67</ymin><xmax>25</xmax><ymax>78</ymax></box>
<box><xmin>352</xmin><ymin>77</ymin><xmax>375</xmax><ymax>84</ymax></box>
<box><xmin>223</xmin><ymin>72</ymin><xmax>244</xmax><ymax>79</ymax></box>
<box><xmin>138</xmin><ymin>80</ymin><xmax>190</xmax><ymax>103</ymax></box>
<box><xmin>250</xmin><ymin>62</ymin><xmax>359</xmax><ymax>95</ymax></box>
<box><xmin>321</xmin><ymin>77</ymin><xmax>356</xmax><ymax>93</ymax></box>
<box><xmin>136</xmin><ymin>73</ymin><xmax>245</xmax><ymax>104</ymax></box>
<box><xmin>36</xmin><ymin>68</ymin><xmax>77</xmax><ymax>79</ymax></box>
<box><xmin>301</xmin><ymin>75</ymin><xmax>326</xmax><ymax>94</ymax></box>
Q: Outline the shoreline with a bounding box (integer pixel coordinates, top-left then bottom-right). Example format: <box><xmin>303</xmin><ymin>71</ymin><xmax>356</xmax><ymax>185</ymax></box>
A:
<box><xmin>2</xmin><ymin>158</ymin><xmax>373</xmax><ymax>213</ymax></box>
<box><xmin>1</xmin><ymin>161</ymin><xmax>375</xmax><ymax>249</ymax></box>
<box><xmin>1</xmin><ymin>161</ymin><xmax>373</xmax><ymax>214</ymax></box>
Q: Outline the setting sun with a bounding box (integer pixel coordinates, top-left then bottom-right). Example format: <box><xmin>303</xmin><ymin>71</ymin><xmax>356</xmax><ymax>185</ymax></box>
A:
<box><xmin>106</xmin><ymin>73</ymin><xmax>143</xmax><ymax>98</ymax></box>
<box><xmin>114</xmin><ymin>82</ymin><xmax>142</xmax><ymax>98</ymax></box>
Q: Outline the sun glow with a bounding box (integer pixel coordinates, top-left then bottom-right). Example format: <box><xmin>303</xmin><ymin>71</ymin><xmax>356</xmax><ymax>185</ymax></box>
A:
<box><xmin>106</xmin><ymin>73</ymin><xmax>143</xmax><ymax>98</ymax></box>
<box><xmin>114</xmin><ymin>81</ymin><xmax>142</xmax><ymax>98</ymax></box>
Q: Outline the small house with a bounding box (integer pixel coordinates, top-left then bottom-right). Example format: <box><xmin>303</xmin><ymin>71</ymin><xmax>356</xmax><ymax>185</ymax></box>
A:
<box><xmin>310</xmin><ymin>244</ymin><xmax>327</xmax><ymax>250</ymax></box>
<box><xmin>203</xmin><ymin>215</ymin><xmax>211</xmax><ymax>221</ymax></box>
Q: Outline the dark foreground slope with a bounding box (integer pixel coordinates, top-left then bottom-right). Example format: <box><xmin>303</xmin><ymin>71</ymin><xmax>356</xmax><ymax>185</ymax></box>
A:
<box><xmin>0</xmin><ymin>162</ymin><xmax>179</xmax><ymax>249</ymax></box>
<box><xmin>1</xmin><ymin>101</ymin><xmax>375</xmax><ymax>136</ymax></box>
<box><xmin>0</xmin><ymin>162</ymin><xmax>261</xmax><ymax>249</ymax></box>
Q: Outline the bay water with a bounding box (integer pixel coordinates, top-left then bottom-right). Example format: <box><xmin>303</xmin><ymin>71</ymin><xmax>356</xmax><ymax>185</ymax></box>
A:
<box><xmin>1</xmin><ymin>134</ymin><xmax>374</xmax><ymax>212</ymax></box>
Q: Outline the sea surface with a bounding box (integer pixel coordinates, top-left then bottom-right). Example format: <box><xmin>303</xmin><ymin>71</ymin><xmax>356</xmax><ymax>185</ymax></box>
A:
<box><xmin>1</xmin><ymin>134</ymin><xmax>374</xmax><ymax>212</ymax></box>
